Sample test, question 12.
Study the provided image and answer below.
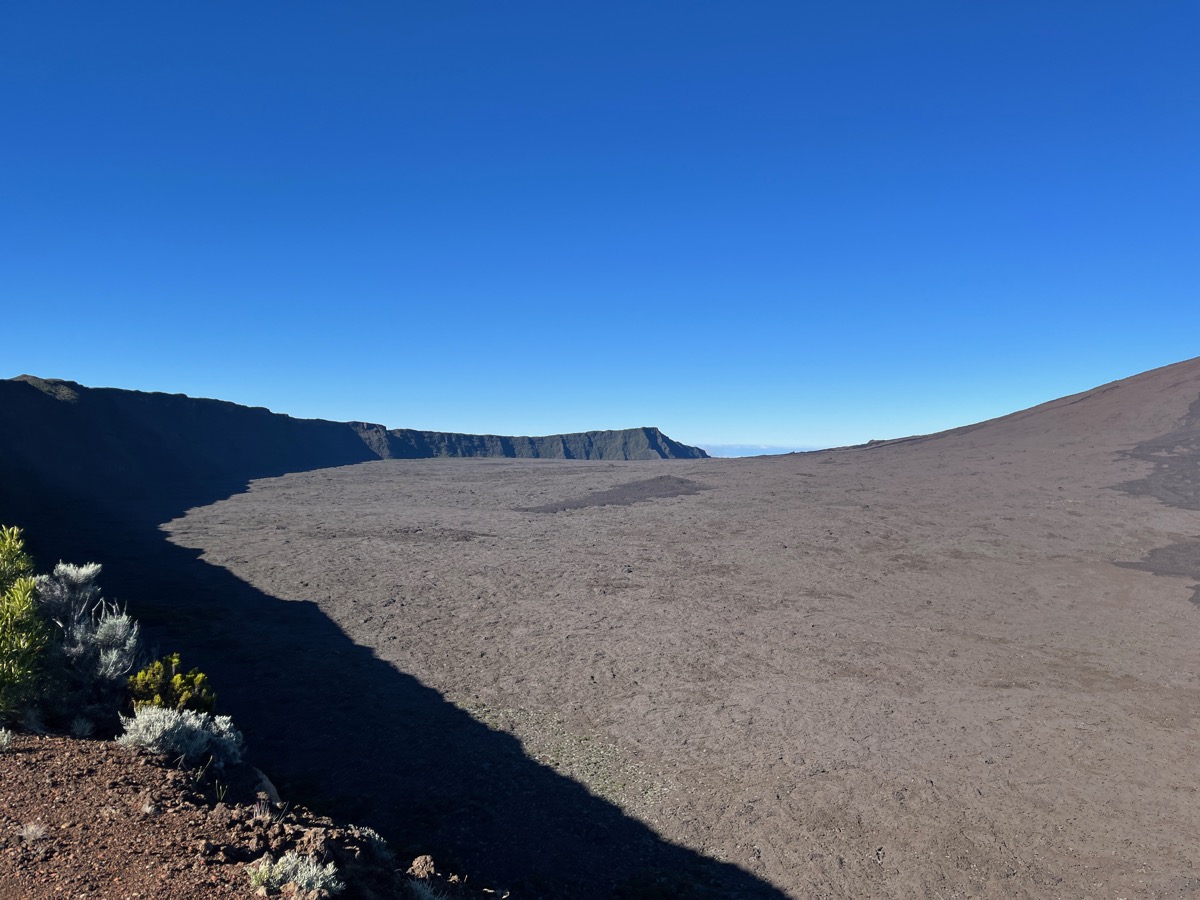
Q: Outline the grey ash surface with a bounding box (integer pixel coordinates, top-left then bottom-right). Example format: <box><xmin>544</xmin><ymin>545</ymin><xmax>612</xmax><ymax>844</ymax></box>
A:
<box><xmin>161</xmin><ymin>359</ymin><xmax>1200</xmax><ymax>899</ymax></box>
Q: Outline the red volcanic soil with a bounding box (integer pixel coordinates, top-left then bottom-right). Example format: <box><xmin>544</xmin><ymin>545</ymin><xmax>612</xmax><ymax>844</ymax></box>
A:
<box><xmin>17</xmin><ymin>358</ymin><xmax>1199</xmax><ymax>899</ymax></box>
<box><xmin>0</xmin><ymin>734</ymin><xmax>421</xmax><ymax>900</ymax></box>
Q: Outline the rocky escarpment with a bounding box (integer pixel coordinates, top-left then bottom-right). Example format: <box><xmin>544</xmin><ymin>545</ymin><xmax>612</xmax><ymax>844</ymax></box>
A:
<box><xmin>380</xmin><ymin>425</ymin><xmax>703</xmax><ymax>461</ymax></box>
<box><xmin>0</xmin><ymin>375</ymin><xmax>705</xmax><ymax>523</ymax></box>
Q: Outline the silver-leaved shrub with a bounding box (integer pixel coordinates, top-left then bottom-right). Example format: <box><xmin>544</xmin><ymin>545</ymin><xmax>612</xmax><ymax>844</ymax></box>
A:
<box><xmin>117</xmin><ymin>705</ymin><xmax>244</xmax><ymax>769</ymax></box>
<box><xmin>34</xmin><ymin>562</ymin><xmax>143</xmax><ymax>730</ymax></box>
<box><xmin>248</xmin><ymin>851</ymin><xmax>345</xmax><ymax>894</ymax></box>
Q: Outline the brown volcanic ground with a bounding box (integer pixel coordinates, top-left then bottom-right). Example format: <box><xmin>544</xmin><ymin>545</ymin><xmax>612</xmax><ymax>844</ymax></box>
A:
<box><xmin>148</xmin><ymin>359</ymin><xmax>1197</xmax><ymax>896</ymax></box>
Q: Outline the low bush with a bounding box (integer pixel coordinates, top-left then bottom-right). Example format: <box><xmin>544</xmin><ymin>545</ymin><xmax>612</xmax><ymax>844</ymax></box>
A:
<box><xmin>409</xmin><ymin>880</ymin><xmax>449</xmax><ymax>900</ymax></box>
<box><xmin>35</xmin><ymin>562</ymin><xmax>143</xmax><ymax>731</ymax></box>
<box><xmin>128</xmin><ymin>652</ymin><xmax>216</xmax><ymax>714</ymax></box>
<box><xmin>117</xmin><ymin>705</ymin><xmax>244</xmax><ymax>769</ymax></box>
<box><xmin>358</xmin><ymin>825</ymin><xmax>393</xmax><ymax>863</ymax></box>
<box><xmin>0</xmin><ymin>727</ymin><xmax>12</xmax><ymax>751</ymax></box>
<box><xmin>0</xmin><ymin>526</ymin><xmax>34</xmax><ymax>588</ymax></box>
<box><xmin>0</xmin><ymin>527</ymin><xmax>48</xmax><ymax>721</ymax></box>
<box><xmin>248</xmin><ymin>851</ymin><xmax>345</xmax><ymax>894</ymax></box>
<box><xmin>17</xmin><ymin>821</ymin><xmax>47</xmax><ymax>843</ymax></box>
<box><xmin>1</xmin><ymin>525</ymin><xmax>228</xmax><ymax>741</ymax></box>
<box><xmin>34</xmin><ymin>561</ymin><xmax>102</xmax><ymax>628</ymax></box>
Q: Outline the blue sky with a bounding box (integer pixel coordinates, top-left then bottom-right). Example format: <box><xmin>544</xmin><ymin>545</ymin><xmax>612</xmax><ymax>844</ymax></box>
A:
<box><xmin>3</xmin><ymin>3</ymin><xmax>1197</xmax><ymax>450</ymax></box>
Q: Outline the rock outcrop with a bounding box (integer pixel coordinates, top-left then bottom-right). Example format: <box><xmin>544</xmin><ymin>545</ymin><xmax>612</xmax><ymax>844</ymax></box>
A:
<box><xmin>379</xmin><ymin>424</ymin><xmax>704</xmax><ymax>461</ymax></box>
<box><xmin>0</xmin><ymin>375</ymin><xmax>705</xmax><ymax>523</ymax></box>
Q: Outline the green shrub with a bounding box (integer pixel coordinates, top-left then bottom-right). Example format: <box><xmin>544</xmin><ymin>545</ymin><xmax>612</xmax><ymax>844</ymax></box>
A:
<box><xmin>0</xmin><ymin>528</ymin><xmax>48</xmax><ymax>721</ymax></box>
<box><xmin>0</xmin><ymin>526</ymin><xmax>34</xmax><ymax>589</ymax></box>
<box><xmin>128</xmin><ymin>652</ymin><xmax>216</xmax><ymax>714</ymax></box>
<box><xmin>0</xmin><ymin>578</ymin><xmax>47</xmax><ymax>716</ymax></box>
<box><xmin>0</xmin><ymin>526</ymin><xmax>235</xmax><ymax>753</ymax></box>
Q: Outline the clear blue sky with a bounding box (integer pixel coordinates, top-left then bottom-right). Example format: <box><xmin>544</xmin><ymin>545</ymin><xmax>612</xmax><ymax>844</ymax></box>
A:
<box><xmin>3</xmin><ymin>3</ymin><xmax>1197</xmax><ymax>449</ymax></box>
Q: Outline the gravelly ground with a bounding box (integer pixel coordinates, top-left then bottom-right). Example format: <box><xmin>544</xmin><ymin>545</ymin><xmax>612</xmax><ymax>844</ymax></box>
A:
<box><xmin>0</xmin><ymin>734</ymin><xmax>422</xmax><ymax>900</ymax></box>
<box><xmin>156</xmin><ymin>359</ymin><xmax>1200</xmax><ymax>899</ymax></box>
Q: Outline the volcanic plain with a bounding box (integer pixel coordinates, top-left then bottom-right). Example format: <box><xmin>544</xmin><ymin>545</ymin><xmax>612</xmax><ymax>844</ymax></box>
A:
<box><xmin>151</xmin><ymin>358</ymin><xmax>1200</xmax><ymax>898</ymax></box>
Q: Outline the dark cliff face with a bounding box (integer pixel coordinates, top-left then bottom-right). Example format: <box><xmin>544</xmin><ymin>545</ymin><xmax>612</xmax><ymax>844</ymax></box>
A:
<box><xmin>381</xmin><ymin>425</ymin><xmax>708</xmax><ymax>460</ymax></box>
<box><xmin>0</xmin><ymin>376</ymin><xmax>380</xmax><ymax>520</ymax></box>
<box><xmin>0</xmin><ymin>376</ymin><xmax>705</xmax><ymax>522</ymax></box>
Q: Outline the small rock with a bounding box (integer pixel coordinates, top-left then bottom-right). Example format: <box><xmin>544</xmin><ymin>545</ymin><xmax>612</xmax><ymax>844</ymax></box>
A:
<box><xmin>407</xmin><ymin>854</ymin><xmax>436</xmax><ymax>879</ymax></box>
<box><xmin>295</xmin><ymin>828</ymin><xmax>329</xmax><ymax>857</ymax></box>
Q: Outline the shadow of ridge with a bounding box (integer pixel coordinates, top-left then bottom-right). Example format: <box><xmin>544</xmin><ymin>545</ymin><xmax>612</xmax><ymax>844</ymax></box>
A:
<box><xmin>3</xmin><ymin>488</ymin><xmax>786</xmax><ymax>899</ymax></box>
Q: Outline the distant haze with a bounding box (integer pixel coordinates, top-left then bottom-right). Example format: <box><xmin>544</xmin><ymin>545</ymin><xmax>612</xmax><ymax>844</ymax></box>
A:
<box><xmin>701</xmin><ymin>445</ymin><xmax>824</xmax><ymax>458</ymax></box>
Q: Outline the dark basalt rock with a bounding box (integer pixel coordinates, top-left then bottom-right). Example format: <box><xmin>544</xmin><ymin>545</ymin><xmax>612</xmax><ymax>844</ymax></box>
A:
<box><xmin>0</xmin><ymin>375</ymin><xmax>706</xmax><ymax>523</ymax></box>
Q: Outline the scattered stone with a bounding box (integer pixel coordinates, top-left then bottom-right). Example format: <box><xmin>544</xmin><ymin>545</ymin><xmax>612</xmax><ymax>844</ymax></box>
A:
<box><xmin>408</xmin><ymin>854</ymin><xmax>437</xmax><ymax>879</ymax></box>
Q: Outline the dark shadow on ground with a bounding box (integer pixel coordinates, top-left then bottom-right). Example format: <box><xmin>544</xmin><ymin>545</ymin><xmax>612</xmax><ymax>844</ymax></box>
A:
<box><xmin>1116</xmin><ymin>393</ymin><xmax>1200</xmax><ymax>605</ymax></box>
<box><xmin>1</xmin><ymin>472</ymin><xmax>786</xmax><ymax>898</ymax></box>
<box><xmin>519</xmin><ymin>475</ymin><xmax>707</xmax><ymax>513</ymax></box>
